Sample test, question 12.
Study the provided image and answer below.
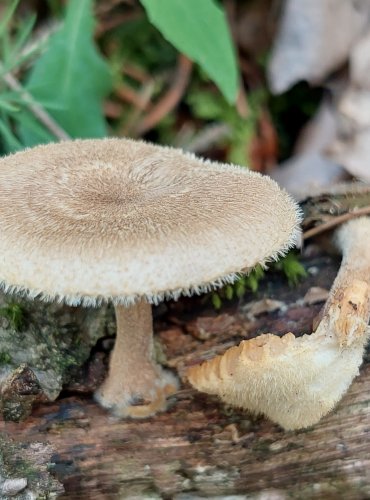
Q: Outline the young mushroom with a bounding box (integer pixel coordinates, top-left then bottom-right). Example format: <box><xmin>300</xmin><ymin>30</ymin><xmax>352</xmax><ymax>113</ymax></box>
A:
<box><xmin>187</xmin><ymin>217</ymin><xmax>370</xmax><ymax>430</ymax></box>
<box><xmin>0</xmin><ymin>138</ymin><xmax>300</xmax><ymax>418</ymax></box>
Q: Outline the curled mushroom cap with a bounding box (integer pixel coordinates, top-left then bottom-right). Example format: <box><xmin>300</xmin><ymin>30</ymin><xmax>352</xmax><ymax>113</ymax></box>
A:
<box><xmin>188</xmin><ymin>217</ymin><xmax>370</xmax><ymax>430</ymax></box>
<box><xmin>0</xmin><ymin>138</ymin><xmax>300</xmax><ymax>306</ymax></box>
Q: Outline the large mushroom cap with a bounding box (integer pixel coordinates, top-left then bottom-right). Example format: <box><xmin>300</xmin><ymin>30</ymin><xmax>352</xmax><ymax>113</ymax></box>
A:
<box><xmin>0</xmin><ymin>138</ymin><xmax>300</xmax><ymax>306</ymax></box>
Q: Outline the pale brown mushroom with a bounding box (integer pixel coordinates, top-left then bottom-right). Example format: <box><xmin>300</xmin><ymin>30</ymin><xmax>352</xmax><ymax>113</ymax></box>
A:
<box><xmin>0</xmin><ymin>138</ymin><xmax>300</xmax><ymax>418</ymax></box>
<box><xmin>187</xmin><ymin>217</ymin><xmax>370</xmax><ymax>430</ymax></box>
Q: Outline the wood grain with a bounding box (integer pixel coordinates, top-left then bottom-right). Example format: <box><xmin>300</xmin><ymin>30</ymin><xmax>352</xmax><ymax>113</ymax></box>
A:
<box><xmin>2</xmin><ymin>253</ymin><xmax>370</xmax><ymax>499</ymax></box>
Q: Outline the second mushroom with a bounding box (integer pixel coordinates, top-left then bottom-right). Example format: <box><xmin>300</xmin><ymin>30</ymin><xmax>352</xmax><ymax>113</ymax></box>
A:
<box><xmin>188</xmin><ymin>217</ymin><xmax>370</xmax><ymax>429</ymax></box>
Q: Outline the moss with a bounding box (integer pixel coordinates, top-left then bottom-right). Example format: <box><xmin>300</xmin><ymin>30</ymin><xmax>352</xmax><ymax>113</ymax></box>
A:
<box><xmin>211</xmin><ymin>251</ymin><xmax>307</xmax><ymax>309</ymax></box>
<box><xmin>0</xmin><ymin>434</ymin><xmax>64</xmax><ymax>497</ymax></box>
<box><xmin>212</xmin><ymin>266</ymin><xmax>265</xmax><ymax>310</ymax></box>
<box><xmin>274</xmin><ymin>251</ymin><xmax>307</xmax><ymax>286</ymax></box>
<box><xmin>0</xmin><ymin>302</ymin><xmax>25</xmax><ymax>331</ymax></box>
<box><xmin>0</xmin><ymin>436</ymin><xmax>38</xmax><ymax>481</ymax></box>
<box><xmin>0</xmin><ymin>351</ymin><xmax>12</xmax><ymax>364</ymax></box>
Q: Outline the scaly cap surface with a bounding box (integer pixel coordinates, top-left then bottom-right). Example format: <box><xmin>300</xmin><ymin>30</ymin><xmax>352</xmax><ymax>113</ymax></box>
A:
<box><xmin>0</xmin><ymin>138</ymin><xmax>301</xmax><ymax>306</ymax></box>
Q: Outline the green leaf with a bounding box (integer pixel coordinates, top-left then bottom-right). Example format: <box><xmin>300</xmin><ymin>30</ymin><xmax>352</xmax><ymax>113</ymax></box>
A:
<box><xmin>140</xmin><ymin>0</ymin><xmax>238</xmax><ymax>104</ymax></box>
<box><xmin>18</xmin><ymin>0</ymin><xmax>111</xmax><ymax>145</ymax></box>
<box><xmin>0</xmin><ymin>0</ymin><xmax>19</xmax><ymax>39</ymax></box>
<box><xmin>15</xmin><ymin>110</ymin><xmax>54</xmax><ymax>145</ymax></box>
<box><xmin>187</xmin><ymin>89</ymin><xmax>226</xmax><ymax>120</ymax></box>
<box><xmin>0</xmin><ymin>115</ymin><xmax>22</xmax><ymax>152</ymax></box>
<box><xmin>0</xmin><ymin>97</ymin><xmax>19</xmax><ymax>113</ymax></box>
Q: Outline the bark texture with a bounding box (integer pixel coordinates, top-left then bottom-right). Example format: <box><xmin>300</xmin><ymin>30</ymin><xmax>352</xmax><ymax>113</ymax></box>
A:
<box><xmin>1</xmin><ymin>251</ymin><xmax>370</xmax><ymax>499</ymax></box>
<box><xmin>2</xmin><ymin>185</ymin><xmax>370</xmax><ymax>498</ymax></box>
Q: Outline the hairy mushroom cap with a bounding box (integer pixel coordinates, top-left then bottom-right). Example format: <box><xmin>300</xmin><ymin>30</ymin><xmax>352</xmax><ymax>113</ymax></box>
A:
<box><xmin>187</xmin><ymin>313</ymin><xmax>368</xmax><ymax>430</ymax></box>
<box><xmin>188</xmin><ymin>217</ymin><xmax>370</xmax><ymax>430</ymax></box>
<box><xmin>0</xmin><ymin>138</ymin><xmax>300</xmax><ymax>306</ymax></box>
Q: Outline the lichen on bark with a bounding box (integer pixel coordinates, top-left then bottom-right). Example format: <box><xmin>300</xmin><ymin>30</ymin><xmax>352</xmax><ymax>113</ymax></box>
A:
<box><xmin>0</xmin><ymin>292</ymin><xmax>112</xmax><ymax>421</ymax></box>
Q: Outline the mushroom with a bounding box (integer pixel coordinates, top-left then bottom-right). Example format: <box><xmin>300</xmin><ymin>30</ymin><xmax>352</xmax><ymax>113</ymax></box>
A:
<box><xmin>0</xmin><ymin>138</ymin><xmax>300</xmax><ymax>418</ymax></box>
<box><xmin>187</xmin><ymin>217</ymin><xmax>370</xmax><ymax>430</ymax></box>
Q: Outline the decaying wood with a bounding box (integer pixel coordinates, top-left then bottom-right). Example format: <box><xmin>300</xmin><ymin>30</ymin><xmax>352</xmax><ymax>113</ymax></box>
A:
<box><xmin>2</xmin><ymin>185</ymin><xmax>370</xmax><ymax>498</ymax></box>
<box><xmin>302</xmin><ymin>182</ymin><xmax>370</xmax><ymax>238</ymax></box>
<box><xmin>2</xmin><ymin>252</ymin><xmax>370</xmax><ymax>499</ymax></box>
<box><xmin>0</xmin><ymin>435</ymin><xmax>64</xmax><ymax>498</ymax></box>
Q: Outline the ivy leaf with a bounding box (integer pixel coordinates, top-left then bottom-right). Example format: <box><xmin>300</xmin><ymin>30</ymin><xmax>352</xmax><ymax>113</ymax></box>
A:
<box><xmin>140</xmin><ymin>0</ymin><xmax>238</xmax><ymax>104</ymax></box>
<box><xmin>19</xmin><ymin>0</ymin><xmax>111</xmax><ymax>146</ymax></box>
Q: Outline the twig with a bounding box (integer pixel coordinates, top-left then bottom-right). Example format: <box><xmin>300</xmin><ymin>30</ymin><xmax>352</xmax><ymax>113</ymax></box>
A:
<box><xmin>236</xmin><ymin>85</ymin><xmax>249</xmax><ymax>118</ymax></box>
<box><xmin>104</xmin><ymin>99</ymin><xmax>123</xmax><ymax>119</ymax></box>
<box><xmin>123</xmin><ymin>64</ymin><xmax>151</xmax><ymax>84</ymax></box>
<box><xmin>120</xmin><ymin>80</ymin><xmax>156</xmax><ymax>137</ymax></box>
<box><xmin>116</xmin><ymin>84</ymin><xmax>151</xmax><ymax>111</ymax></box>
<box><xmin>96</xmin><ymin>0</ymin><xmax>136</xmax><ymax>16</ymax></box>
<box><xmin>184</xmin><ymin>123</ymin><xmax>231</xmax><ymax>153</ymax></box>
<box><xmin>96</xmin><ymin>11</ymin><xmax>142</xmax><ymax>37</ymax></box>
<box><xmin>303</xmin><ymin>206</ymin><xmax>370</xmax><ymax>240</ymax></box>
<box><xmin>1</xmin><ymin>67</ymin><xmax>70</xmax><ymax>141</ymax></box>
<box><xmin>135</xmin><ymin>54</ymin><xmax>193</xmax><ymax>136</ymax></box>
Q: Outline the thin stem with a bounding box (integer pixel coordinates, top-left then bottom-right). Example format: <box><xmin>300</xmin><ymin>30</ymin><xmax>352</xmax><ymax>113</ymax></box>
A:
<box><xmin>318</xmin><ymin>217</ymin><xmax>370</xmax><ymax>346</ymax></box>
<box><xmin>110</xmin><ymin>301</ymin><xmax>154</xmax><ymax>377</ymax></box>
<box><xmin>135</xmin><ymin>54</ymin><xmax>193</xmax><ymax>136</ymax></box>
<box><xmin>303</xmin><ymin>205</ymin><xmax>370</xmax><ymax>240</ymax></box>
<box><xmin>0</xmin><ymin>64</ymin><xmax>70</xmax><ymax>141</ymax></box>
<box><xmin>96</xmin><ymin>301</ymin><xmax>178</xmax><ymax>418</ymax></box>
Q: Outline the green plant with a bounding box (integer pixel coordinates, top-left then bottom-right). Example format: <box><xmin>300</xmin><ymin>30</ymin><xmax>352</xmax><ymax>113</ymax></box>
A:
<box><xmin>140</xmin><ymin>0</ymin><xmax>238</xmax><ymax>104</ymax></box>
<box><xmin>0</xmin><ymin>0</ymin><xmax>40</xmax><ymax>152</ymax></box>
<box><xmin>0</xmin><ymin>0</ymin><xmax>112</xmax><ymax>153</ymax></box>
<box><xmin>0</xmin><ymin>302</ymin><xmax>25</xmax><ymax>331</ymax></box>
<box><xmin>187</xmin><ymin>87</ymin><xmax>267</xmax><ymax>166</ymax></box>
<box><xmin>19</xmin><ymin>0</ymin><xmax>112</xmax><ymax>146</ymax></box>
<box><xmin>274</xmin><ymin>251</ymin><xmax>307</xmax><ymax>286</ymax></box>
<box><xmin>0</xmin><ymin>351</ymin><xmax>12</xmax><ymax>364</ymax></box>
<box><xmin>211</xmin><ymin>252</ymin><xmax>307</xmax><ymax>309</ymax></box>
<box><xmin>212</xmin><ymin>265</ymin><xmax>265</xmax><ymax>310</ymax></box>
<box><xmin>0</xmin><ymin>0</ymin><xmax>240</xmax><ymax>152</ymax></box>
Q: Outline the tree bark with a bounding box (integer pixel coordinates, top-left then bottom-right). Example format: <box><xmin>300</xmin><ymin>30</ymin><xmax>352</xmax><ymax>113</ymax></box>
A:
<box><xmin>2</xmin><ymin>185</ymin><xmax>370</xmax><ymax>499</ymax></box>
<box><xmin>1</xmin><ymin>251</ymin><xmax>370</xmax><ymax>499</ymax></box>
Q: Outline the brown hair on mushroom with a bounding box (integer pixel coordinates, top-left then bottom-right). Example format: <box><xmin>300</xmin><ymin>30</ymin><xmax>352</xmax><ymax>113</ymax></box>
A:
<box><xmin>0</xmin><ymin>138</ymin><xmax>301</xmax><ymax>418</ymax></box>
<box><xmin>187</xmin><ymin>217</ymin><xmax>370</xmax><ymax>430</ymax></box>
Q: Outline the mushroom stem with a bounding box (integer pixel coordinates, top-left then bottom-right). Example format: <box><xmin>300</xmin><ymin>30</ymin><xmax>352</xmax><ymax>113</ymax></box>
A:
<box><xmin>113</xmin><ymin>302</ymin><xmax>155</xmax><ymax>369</ymax></box>
<box><xmin>187</xmin><ymin>218</ymin><xmax>370</xmax><ymax>430</ymax></box>
<box><xmin>95</xmin><ymin>301</ymin><xmax>178</xmax><ymax>418</ymax></box>
<box><xmin>319</xmin><ymin>217</ymin><xmax>370</xmax><ymax>346</ymax></box>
